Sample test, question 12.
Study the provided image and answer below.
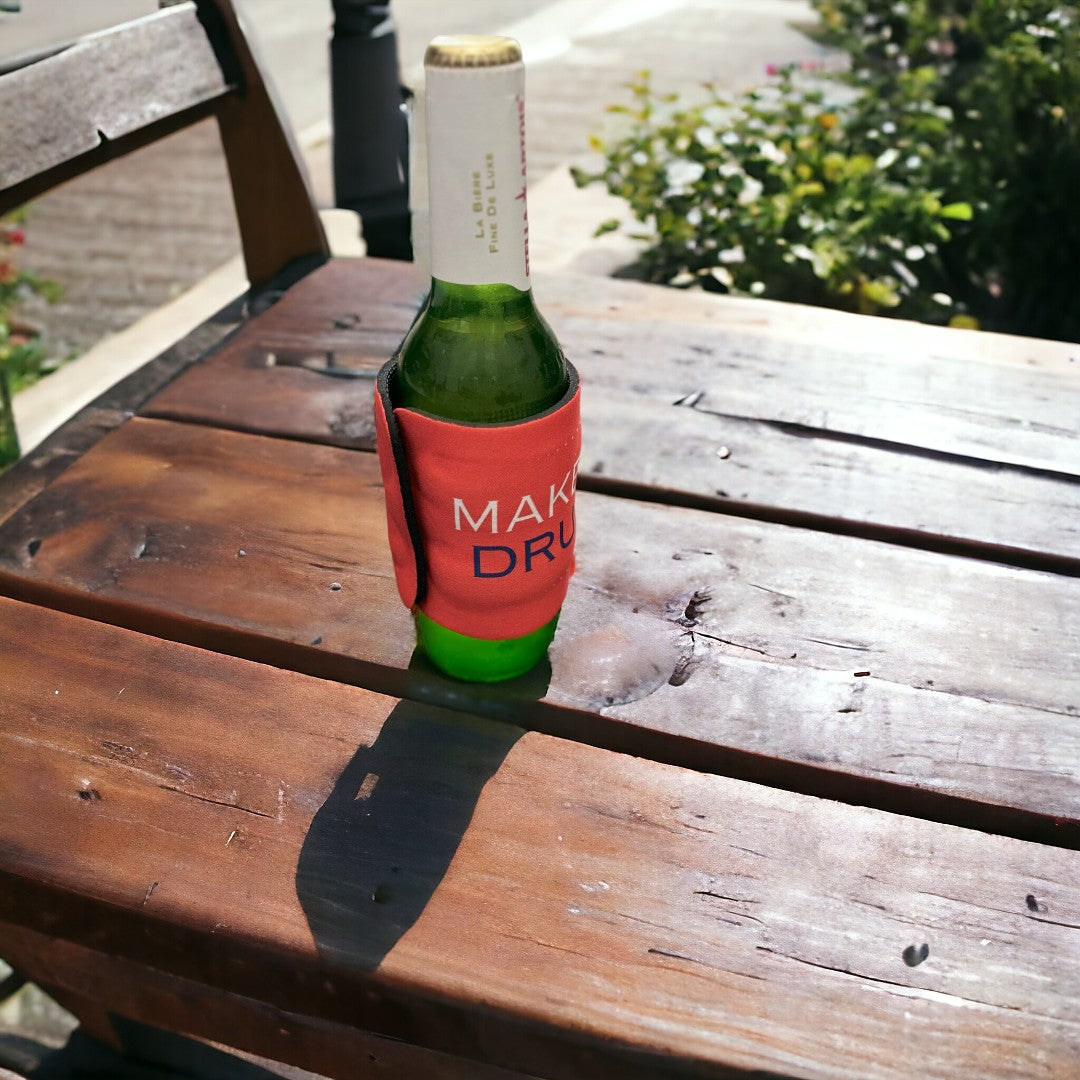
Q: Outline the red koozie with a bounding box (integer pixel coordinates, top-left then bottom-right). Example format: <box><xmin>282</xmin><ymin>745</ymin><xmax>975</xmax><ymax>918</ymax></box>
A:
<box><xmin>374</xmin><ymin>361</ymin><xmax>581</xmax><ymax>641</ymax></box>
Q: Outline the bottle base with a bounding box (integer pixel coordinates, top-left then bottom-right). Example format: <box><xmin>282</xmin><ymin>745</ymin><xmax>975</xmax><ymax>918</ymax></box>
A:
<box><xmin>415</xmin><ymin>610</ymin><xmax>558</xmax><ymax>683</ymax></box>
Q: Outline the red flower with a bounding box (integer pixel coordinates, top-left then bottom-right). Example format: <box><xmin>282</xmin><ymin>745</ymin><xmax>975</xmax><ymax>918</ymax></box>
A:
<box><xmin>2</xmin><ymin>228</ymin><xmax>25</xmax><ymax>246</ymax></box>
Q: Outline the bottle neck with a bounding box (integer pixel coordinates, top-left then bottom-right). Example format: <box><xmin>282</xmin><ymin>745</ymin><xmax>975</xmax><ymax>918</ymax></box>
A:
<box><xmin>424</xmin><ymin>277</ymin><xmax>536</xmax><ymax>320</ymax></box>
<box><xmin>424</xmin><ymin>60</ymin><xmax>530</xmax><ymax>291</ymax></box>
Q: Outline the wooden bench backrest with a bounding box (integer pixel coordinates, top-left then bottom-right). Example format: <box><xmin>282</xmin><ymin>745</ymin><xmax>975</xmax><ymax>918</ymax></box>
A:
<box><xmin>0</xmin><ymin>0</ymin><xmax>328</xmax><ymax>289</ymax></box>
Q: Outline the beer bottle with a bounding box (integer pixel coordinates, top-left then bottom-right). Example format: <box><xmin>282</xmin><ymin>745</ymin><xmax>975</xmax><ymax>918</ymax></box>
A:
<box><xmin>378</xmin><ymin>35</ymin><xmax>580</xmax><ymax>682</ymax></box>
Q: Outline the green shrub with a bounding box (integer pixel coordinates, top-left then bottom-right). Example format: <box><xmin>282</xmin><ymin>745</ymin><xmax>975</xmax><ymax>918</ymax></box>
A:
<box><xmin>573</xmin><ymin>68</ymin><xmax>970</xmax><ymax>324</ymax></box>
<box><xmin>1</xmin><ymin>210</ymin><xmax>60</xmax><ymax>393</ymax></box>
<box><xmin>574</xmin><ymin>2</ymin><xmax>1079</xmax><ymax>341</ymax></box>
<box><xmin>815</xmin><ymin>0</ymin><xmax>1080</xmax><ymax>341</ymax></box>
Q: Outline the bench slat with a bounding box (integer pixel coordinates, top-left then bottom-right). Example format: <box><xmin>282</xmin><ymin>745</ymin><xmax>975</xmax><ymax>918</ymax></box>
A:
<box><xmin>147</xmin><ymin>260</ymin><xmax>1080</xmax><ymax>472</ymax></box>
<box><xmin>143</xmin><ymin>260</ymin><xmax>1080</xmax><ymax>567</ymax></box>
<box><xmin>0</xmin><ymin>0</ymin><xmax>328</xmax><ymax>286</ymax></box>
<box><xmin>0</xmin><ymin>6</ymin><xmax>229</xmax><ymax>209</ymax></box>
<box><xmin>2</xmin><ymin>597</ymin><xmax>1078</xmax><ymax>1079</ymax></box>
<box><xmin>0</xmin><ymin>925</ymin><xmax>539</xmax><ymax>1080</ymax></box>
<box><xmin>0</xmin><ymin>417</ymin><xmax>1076</xmax><ymax>841</ymax></box>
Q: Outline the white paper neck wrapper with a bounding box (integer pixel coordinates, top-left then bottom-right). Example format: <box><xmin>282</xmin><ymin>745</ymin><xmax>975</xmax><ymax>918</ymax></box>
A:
<box><xmin>424</xmin><ymin>62</ymin><xmax>530</xmax><ymax>291</ymax></box>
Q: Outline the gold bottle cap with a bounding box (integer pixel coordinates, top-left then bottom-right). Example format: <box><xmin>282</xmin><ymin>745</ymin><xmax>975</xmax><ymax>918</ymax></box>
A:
<box><xmin>424</xmin><ymin>35</ymin><xmax>522</xmax><ymax>69</ymax></box>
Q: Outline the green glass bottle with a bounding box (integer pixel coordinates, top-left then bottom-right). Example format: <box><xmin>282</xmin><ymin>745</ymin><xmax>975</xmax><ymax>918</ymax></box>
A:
<box><xmin>393</xmin><ymin>35</ymin><xmax>569</xmax><ymax>682</ymax></box>
<box><xmin>0</xmin><ymin>367</ymin><xmax>19</xmax><ymax>470</ymax></box>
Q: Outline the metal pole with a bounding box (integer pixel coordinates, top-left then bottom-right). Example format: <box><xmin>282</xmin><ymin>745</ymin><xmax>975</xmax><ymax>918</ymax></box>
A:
<box><xmin>330</xmin><ymin>0</ymin><xmax>412</xmax><ymax>260</ymax></box>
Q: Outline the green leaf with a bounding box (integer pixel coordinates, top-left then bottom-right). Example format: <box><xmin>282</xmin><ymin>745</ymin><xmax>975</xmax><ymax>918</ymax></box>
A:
<box><xmin>859</xmin><ymin>279</ymin><xmax>901</xmax><ymax>309</ymax></box>
<box><xmin>939</xmin><ymin>202</ymin><xmax>974</xmax><ymax>220</ymax></box>
<box><xmin>569</xmin><ymin>166</ymin><xmax>592</xmax><ymax>189</ymax></box>
<box><xmin>593</xmin><ymin>219</ymin><xmax>622</xmax><ymax>237</ymax></box>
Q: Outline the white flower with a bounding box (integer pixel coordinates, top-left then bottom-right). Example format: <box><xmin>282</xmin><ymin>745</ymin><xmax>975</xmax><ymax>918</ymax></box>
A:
<box><xmin>706</xmin><ymin>266</ymin><xmax>734</xmax><ymax>287</ymax></box>
<box><xmin>905</xmin><ymin>245</ymin><xmax>926</xmax><ymax>261</ymax></box>
<box><xmin>721</xmin><ymin>130</ymin><xmax>740</xmax><ymax>146</ymax></box>
<box><xmin>718</xmin><ymin>161</ymin><xmax>743</xmax><ymax>178</ymax></box>
<box><xmin>882</xmin><ymin>121</ymin><xmax>898</xmax><ymax>134</ymax></box>
<box><xmin>630</xmin><ymin>151</ymin><xmax>649</xmax><ymax>166</ymax></box>
<box><xmin>892</xmin><ymin>260</ymin><xmax>919</xmax><ymax>288</ymax></box>
<box><xmin>757</xmin><ymin>139</ymin><xmax>787</xmax><ymax>164</ymax></box>
<box><xmin>686</xmin><ymin>207</ymin><xmax>703</xmax><ymax>227</ymax></box>
<box><xmin>905</xmin><ymin>154</ymin><xmax>922</xmax><ymax>169</ymax></box>
<box><xmin>737</xmin><ymin>176</ymin><xmax>763</xmax><ymax>205</ymax></box>
<box><xmin>932</xmin><ymin>292</ymin><xmax>952</xmax><ymax>305</ymax></box>
<box><xmin>791</xmin><ymin>243</ymin><xmax>814</xmax><ymax>261</ymax></box>
<box><xmin>664</xmin><ymin>158</ymin><xmax>706</xmax><ymax>195</ymax></box>
<box><xmin>695</xmin><ymin>125</ymin><xmax>717</xmax><ymax>148</ymax></box>
<box><xmin>718</xmin><ymin>245</ymin><xmax>745</xmax><ymax>264</ymax></box>
<box><xmin>797</xmin><ymin>213</ymin><xmax>826</xmax><ymax>234</ymax></box>
<box><xmin>750</xmin><ymin>281</ymin><xmax>766</xmax><ymax>295</ymax></box>
<box><xmin>876</xmin><ymin>148</ymin><xmax>900</xmax><ymax>169</ymax></box>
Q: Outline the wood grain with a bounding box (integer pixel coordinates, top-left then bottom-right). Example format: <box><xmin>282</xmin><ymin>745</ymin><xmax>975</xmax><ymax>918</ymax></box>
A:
<box><xmin>0</xmin><ymin>303</ymin><xmax>243</xmax><ymax>532</ymax></box>
<box><xmin>0</xmin><ymin>417</ymin><xmax>1076</xmax><ymax>838</ymax></box>
<box><xmin>2</xmin><ymin>598</ymin><xmax>1078</xmax><ymax>1079</ymax></box>
<box><xmin>0</xmin><ymin>925</ymin><xmax>538</xmax><ymax>1080</ymax></box>
<box><xmin>147</xmin><ymin>258</ymin><xmax>425</xmax><ymax>448</ymax></box>
<box><xmin>1</xmin><ymin>5</ymin><xmax>228</xmax><ymax>210</ymax></box>
<box><xmin>542</xmin><ymin>271</ymin><xmax>1080</xmax><ymax>475</ymax></box>
<box><xmin>202</xmin><ymin>0</ymin><xmax>330</xmax><ymax>288</ymax></box>
<box><xmin>143</xmin><ymin>260</ymin><xmax>1080</xmax><ymax>566</ymax></box>
<box><xmin>0</xmin><ymin>0</ymin><xmax>328</xmax><ymax>287</ymax></box>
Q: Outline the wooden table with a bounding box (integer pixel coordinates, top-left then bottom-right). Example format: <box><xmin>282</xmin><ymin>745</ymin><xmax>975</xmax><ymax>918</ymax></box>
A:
<box><xmin>1</xmin><ymin>257</ymin><xmax>1077</xmax><ymax>1079</ymax></box>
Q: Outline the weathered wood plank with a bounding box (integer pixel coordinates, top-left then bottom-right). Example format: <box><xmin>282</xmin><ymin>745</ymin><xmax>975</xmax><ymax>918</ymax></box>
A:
<box><xmin>143</xmin><ymin>260</ymin><xmax>1080</xmax><ymax>565</ymax></box>
<box><xmin>0</xmin><ymin>417</ymin><xmax>1076</xmax><ymax>838</ymax></box>
<box><xmin>0</xmin><ymin>301</ymin><xmax>244</xmax><ymax>531</ymax></box>
<box><xmin>203</xmin><ymin>0</ymin><xmax>330</xmax><ymax>288</ymax></box>
<box><xmin>0</xmin><ymin>5</ymin><xmax>228</xmax><ymax>208</ymax></box>
<box><xmin>579</xmin><ymin>394</ymin><xmax>1080</xmax><ymax>572</ymax></box>
<box><xmin>0</xmin><ymin>0</ymin><xmax>328</xmax><ymax>285</ymax></box>
<box><xmin>2</xmin><ymin>598</ymin><xmax>1078</xmax><ymax>1079</ymax></box>
<box><xmin>146</xmin><ymin>258</ymin><xmax>423</xmax><ymax>448</ymax></box>
<box><xmin>0</xmin><ymin>416</ymin><xmax>410</xmax><ymax>661</ymax></box>
<box><xmin>0</xmin><ymin>925</ymin><xmax>538</xmax><ymax>1080</ymax></box>
<box><xmin>149</xmin><ymin>261</ymin><xmax>1080</xmax><ymax>468</ymax></box>
<box><xmin>543</xmin><ymin>271</ymin><xmax>1080</xmax><ymax>476</ymax></box>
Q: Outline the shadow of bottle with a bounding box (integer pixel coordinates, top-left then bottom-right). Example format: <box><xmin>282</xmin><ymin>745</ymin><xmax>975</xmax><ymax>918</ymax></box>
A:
<box><xmin>295</xmin><ymin>649</ymin><xmax>551</xmax><ymax>971</ymax></box>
